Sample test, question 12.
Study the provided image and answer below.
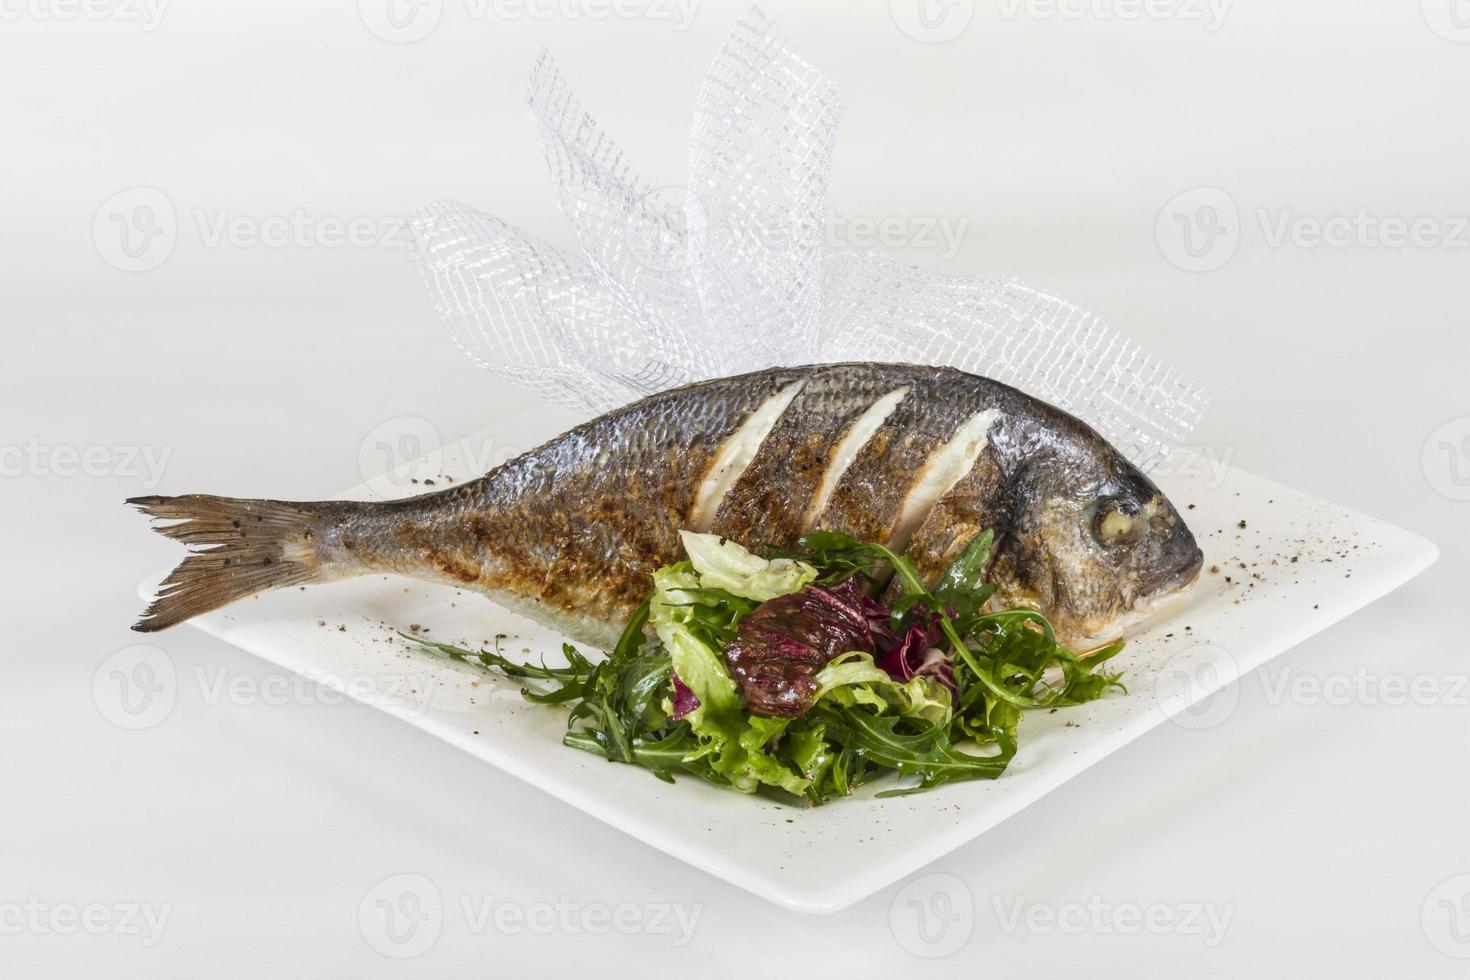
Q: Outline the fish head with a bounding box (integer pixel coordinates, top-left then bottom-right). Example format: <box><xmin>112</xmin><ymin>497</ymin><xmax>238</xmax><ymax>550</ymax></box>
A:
<box><xmin>994</xmin><ymin>435</ymin><xmax>1203</xmax><ymax>643</ymax></box>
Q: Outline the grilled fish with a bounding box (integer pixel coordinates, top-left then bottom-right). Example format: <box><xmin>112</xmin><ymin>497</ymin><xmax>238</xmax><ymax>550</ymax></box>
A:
<box><xmin>130</xmin><ymin>363</ymin><xmax>1203</xmax><ymax>646</ymax></box>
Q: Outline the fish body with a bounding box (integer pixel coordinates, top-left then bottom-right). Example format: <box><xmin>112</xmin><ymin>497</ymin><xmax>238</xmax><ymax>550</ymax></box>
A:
<box><xmin>132</xmin><ymin>363</ymin><xmax>1203</xmax><ymax>646</ymax></box>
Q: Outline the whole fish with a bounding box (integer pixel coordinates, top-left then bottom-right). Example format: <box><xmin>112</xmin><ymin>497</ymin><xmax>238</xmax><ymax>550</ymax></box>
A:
<box><xmin>131</xmin><ymin>363</ymin><xmax>1203</xmax><ymax>647</ymax></box>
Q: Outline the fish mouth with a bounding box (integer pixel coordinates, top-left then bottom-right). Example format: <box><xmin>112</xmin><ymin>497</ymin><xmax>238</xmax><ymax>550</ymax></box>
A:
<box><xmin>1163</xmin><ymin>544</ymin><xmax>1205</xmax><ymax>595</ymax></box>
<box><xmin>1126</xmin><ymin>543</ymin><xmax>1204</xmax><ymax>620</ymax></box>
<box><xmin>1138</xmin><ymin>525</ymin><xmax>1205</xmax><ymax>602</ymax></box>
<box><xmin>1067</xmin><ymin>543</ymin><xmax>1205</xmax><ymax>648</ymax></box>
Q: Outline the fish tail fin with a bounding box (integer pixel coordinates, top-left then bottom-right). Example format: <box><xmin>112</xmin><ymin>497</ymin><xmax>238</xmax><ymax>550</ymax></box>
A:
<box><xmin>128</xmin><ymin>494</ymin><xmax>351</xmax><ymax>632</ymax></box>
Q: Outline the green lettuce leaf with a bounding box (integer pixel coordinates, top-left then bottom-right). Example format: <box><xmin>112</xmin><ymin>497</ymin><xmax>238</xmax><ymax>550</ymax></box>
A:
<box><xmin>678</xmin><ymin>530</ymin><xmax>816</xmax><ymax>601</ymax></box>
<box><xmin>814</xmin><ymin>651</ymin><xmax>952</xmax><ymax>726</ymax></box>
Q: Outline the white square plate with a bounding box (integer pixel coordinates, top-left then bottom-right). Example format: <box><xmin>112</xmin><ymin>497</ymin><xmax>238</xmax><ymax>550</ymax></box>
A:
<box><xmin>149</xmin><ymin>412</ymin><xmax>1438</xmax><ymax>913</ymax></box>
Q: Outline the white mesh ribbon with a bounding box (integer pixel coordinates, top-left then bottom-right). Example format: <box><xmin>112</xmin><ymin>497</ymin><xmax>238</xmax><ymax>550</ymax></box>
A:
<box><xmin>409</xmin><ymin>7</ymin><xmax>1207</xmax><ymax>469</ymax></box>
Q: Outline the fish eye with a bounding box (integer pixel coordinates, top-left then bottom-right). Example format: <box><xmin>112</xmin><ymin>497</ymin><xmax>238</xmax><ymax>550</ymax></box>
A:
<box><xmin>1092</xmin><ymin>498</ymin><xmax>1142</xmax><ymax>547</ymax></box>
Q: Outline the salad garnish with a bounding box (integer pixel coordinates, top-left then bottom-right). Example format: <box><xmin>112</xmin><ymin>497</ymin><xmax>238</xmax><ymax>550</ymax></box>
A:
<box><xmin>407</xmin><ymin>529</ymin><xmax>1125</xmax><ymax>805</ymax></box>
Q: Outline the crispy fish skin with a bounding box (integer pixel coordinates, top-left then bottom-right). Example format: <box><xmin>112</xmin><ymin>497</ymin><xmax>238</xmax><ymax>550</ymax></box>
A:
<box><xmin>131</xmin><ymin>363</ymin><xmax>1202</xmax><ymax>646</ymax></box>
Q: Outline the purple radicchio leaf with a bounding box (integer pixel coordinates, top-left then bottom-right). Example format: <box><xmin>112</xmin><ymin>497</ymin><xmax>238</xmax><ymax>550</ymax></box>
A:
<box><xmin>875</xmin><ymin>616</ymin><xmax>958</xmax><ymax>696</ymax></box>
<box><xmin>670</xmin><ymin>669</ymin><xmax>699</xmax><ymax>720</ymax></box>
<box><xmin>722</xmin><ymin>580</ymin><xmax>876</xmax><ymax>718</ymax></box>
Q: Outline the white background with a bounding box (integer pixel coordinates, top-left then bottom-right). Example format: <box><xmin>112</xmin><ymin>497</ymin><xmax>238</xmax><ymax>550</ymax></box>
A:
<box><xmin>4</xmin><ymin>0</ymin><xmax>1469</xmax><ymax>975</ymax></box>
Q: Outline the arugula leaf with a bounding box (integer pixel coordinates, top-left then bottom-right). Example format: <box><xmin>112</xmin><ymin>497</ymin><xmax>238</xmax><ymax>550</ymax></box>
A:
<box><xmin>933</xmin><ymin>530</ymin><xmax>998</xmax><ymax>627</ymax></box>
<box><xmin>565</xmin><ymin>727</ymin><xmax>729</xmax><ymax>786</ymax></box>
<box><xmin>841</xmin><ymin>710</ymin><xmax>1013</xmax><ymax>796</ymax></box>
